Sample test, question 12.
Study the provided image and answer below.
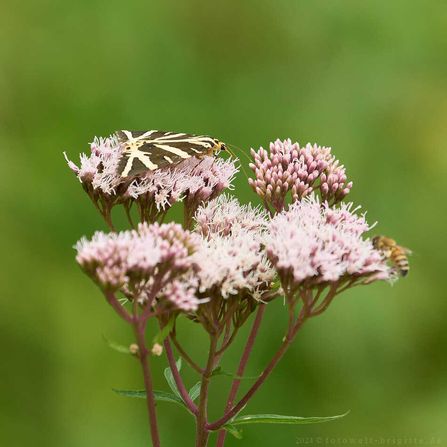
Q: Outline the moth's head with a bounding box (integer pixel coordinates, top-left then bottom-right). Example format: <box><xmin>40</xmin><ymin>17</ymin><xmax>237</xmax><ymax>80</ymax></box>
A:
<box><xmin>214</xmin><ymin>139</ymin><xmax>227</xmax><ymax>153</ymax></box>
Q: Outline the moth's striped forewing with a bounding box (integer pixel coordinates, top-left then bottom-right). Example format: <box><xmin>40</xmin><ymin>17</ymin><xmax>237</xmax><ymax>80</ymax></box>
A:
<box><xmin>116</xmin><ymin>130</ymin><xmax>226</xmax><ymax>177</ymax></box>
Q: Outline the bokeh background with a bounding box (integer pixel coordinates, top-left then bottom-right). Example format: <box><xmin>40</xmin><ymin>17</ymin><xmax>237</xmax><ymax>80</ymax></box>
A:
<box><xmin>1</xmin><ymin>1</ymin><xmax>446</xmax><ymax>446</ymax></box>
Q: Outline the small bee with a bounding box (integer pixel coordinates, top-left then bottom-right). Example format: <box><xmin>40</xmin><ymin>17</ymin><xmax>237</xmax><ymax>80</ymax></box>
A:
<box><xmin>373</xmin><ymin>236</ymin><xmax>411</xmax><ymax>277</ymax></box>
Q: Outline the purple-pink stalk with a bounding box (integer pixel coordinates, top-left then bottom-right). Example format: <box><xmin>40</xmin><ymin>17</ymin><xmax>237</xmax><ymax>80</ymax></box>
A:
<box><xmin>104</xmin><ymin>291</ymin><xmax>161</xmax><ymax>447</ymax></box>
<box><xmin>216</xmin><ymin>304</ymin><xmax>266</xmax><ymax>447</ymax></box>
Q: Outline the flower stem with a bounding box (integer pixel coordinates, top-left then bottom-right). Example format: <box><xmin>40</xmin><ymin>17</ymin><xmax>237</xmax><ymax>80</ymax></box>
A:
<box><xmin>207</xmin><ymin>306</ymin><xmax>307</xmax><ymax>432</ymax></box>
<box><xmin>215</xmin><ymin>304</ymin><xmax>266</xmax><ymax>447</ymax></box>
<box><xmin>196</xmin><ymin>334</ymin><xmax>219</xmax><ymax>447</ymax></box>
<box><xmin>124</xmin><ymin>201</ymin><xmax>136</xmax><ymax>229</ymax></box>
<box><xmin>164</xmin><ymin>338</ymin><xmax>199</xmax><ymax>415</ymax></box>
<box><xmin>170</xmin><ymin>334</ymin><xmax>204</xmax><ymax>374</ymax></box>
<box><xmin>134</xmin><ymin>319</ymin><xmax>161</xmax><ymax>447</ymax></box>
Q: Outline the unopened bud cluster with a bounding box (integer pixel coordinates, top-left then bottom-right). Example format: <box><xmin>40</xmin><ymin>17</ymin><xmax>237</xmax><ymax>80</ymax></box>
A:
<box><xmin>249</xmin><ymin>139</ymin><xmax>352</xmax><ymax>212</ymax></box>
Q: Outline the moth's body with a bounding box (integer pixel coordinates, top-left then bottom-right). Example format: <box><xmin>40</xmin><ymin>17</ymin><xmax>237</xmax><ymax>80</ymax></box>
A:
<box><xmin>116</xmin><ymin>130</ymin><xmax>226</xmax><ymax>178</ymax></box>
<box><xmin>373</xmin><ymin>235</ymin><xmax>410</xmax><ymax>277</ymax></box>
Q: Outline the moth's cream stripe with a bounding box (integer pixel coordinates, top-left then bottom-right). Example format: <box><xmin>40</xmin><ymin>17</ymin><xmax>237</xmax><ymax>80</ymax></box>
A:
<box><xmin>121</xmin><ymin>152</ymin><xmax>158</xmax><ymax>177</ymax></box>
<box><xmin>122</xmin><ymin>130</ymin><xmax>157</xmax><ymax>141</ymax></box>
<box><xmin>149</xmin><ymin>137</ymin><xmax>214</xmax><ymax>147</ymax></box>
<box><xmin>154</xmin><ymin>144</ymin><xmax>191</xmax><ymax>159</ymax></box>
<box><xmin>163</xmin><ymin>155</ymin><xmax>174</xmax><ymax>163</ymax></box>
<box><xmin>156</xmin><ymin>133</ymin><xmax>186</xmax><ymax>140</ymax></box>
<box><xmin>121</xmin><ymin>130</ymin><xmax>133</xmax><ymax>140</ymax></box>
<box><xmin>138</xmin><ymin>130</ymin><xmax>158</xmax><ymax>140</ymax></box>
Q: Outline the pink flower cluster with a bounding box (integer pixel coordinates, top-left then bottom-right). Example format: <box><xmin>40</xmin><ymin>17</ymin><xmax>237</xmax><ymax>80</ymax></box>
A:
<box><xmin>265</xmin><ymin>195</ymin><xmax>391</xmax><ymax>290</ymax></box>
<box><xmin>193</xmin><ymin>196</ymin><xmax>274</xmax><ymax>300</ymax></box>
<box><xmin>64</xmin><ymin>135</ymin><xmax>122</xmax><ymax>195</ymax></box>
<box><xmin>70</xmin><ymin>133</ymin><xmax>400</xmax><ymax>320</ymax></box>
<box><xmin>249</xmin><ymin>139</ymin><xmax>352</xmax><ymax>212</ymax></box>
<box><xmin>195</xmin><ymin>194</ymin><xmax>267</xmax><ymax>237</ymax></box>
<box><xmin>128</xmin><ymin>157</ymin><xmax>237</xmax><ymax>211</ymax></box>
<box><xmin>75</xmin><ymin>222</ymin><xmax>201</xmax><ymax>311</ymax></box>
<box><xmin>193</xmin><ymin>229</ymin><xmax>274</xmax><ymax>300</ymax></box>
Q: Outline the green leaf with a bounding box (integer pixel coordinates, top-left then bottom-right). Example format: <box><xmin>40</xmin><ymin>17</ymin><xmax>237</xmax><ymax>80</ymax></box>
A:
<box><xmin>227</xmin><ymin>411</ymin><xmax>350</xmax><ymax>427</ymax></box>
<box><xmin>152</xmin><ymin>317</ymin><xmax>175</xmax><ymax>346</ymax></box>
<box><xmin>112</xmin><ymin>389</ymin><xmax>185</xmax><ymax>407</ymax></box>
<box><xmin>103</xmin><ymin>335</ymin><xmax>131</xmax><ymax>354</ymax></box>
<box><xmin>188</xmin><ymin>381</ymin><xmax>201</xmax><ymax>402</ymax></box>
<box><xmin>211</xmin><ymin>366</ymin><xmax>259</xmax><ymax>380</ymax></box>
<box><xmin>164</xmin><ymin>358</ymin><xmax>182</xmax><ymax>399</ymax></box>
<box><xmin>223</xmin><ymin>424</ymin><xmax>243</xmax><ymax>439</ymax></box>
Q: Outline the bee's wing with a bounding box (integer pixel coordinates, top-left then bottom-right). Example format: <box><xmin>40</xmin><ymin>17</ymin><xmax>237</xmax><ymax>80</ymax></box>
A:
<box><xmin>401</xmin><ymin>246</ymin><xmax>412</xmax><ymax>255</ymax></box>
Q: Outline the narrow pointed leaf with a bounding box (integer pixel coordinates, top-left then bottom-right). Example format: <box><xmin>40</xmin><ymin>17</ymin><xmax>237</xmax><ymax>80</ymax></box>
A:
<box><xmin>211</xmin><ymin>366</ymin><xmax>259</xmax><ymax>380</ymax></box>
<box><xmin>228</xmin><ymin>411</ymin><xmax>350</xmax><ymax>426</ymax></box>
<box><xmin>164</xmin><ymin>358</ymin><xmax>182</xmax><ymax>398</ymax></box>
<box><xmin>112</xmin><ymin>389</ymin><xmax>185</xmax><ymax>406</ymax></box>
<box><xmin>152</xmin><ymin>317</ymin><xmax>175</xmax><ymax>346</ymax></box>
<box><xmin>224</xmin><ymin>424</ymin><xmax>243</xmax><ymax>439</ymax></box>
<box><xmin>188</xmin><ymin>381</ymin><xmax>201</xmax><ymax>402</ymax></box>
<box><xmin>103</xmin><ymin>335</ymin><xmax>131</xmax><ymax>354</ymax></box>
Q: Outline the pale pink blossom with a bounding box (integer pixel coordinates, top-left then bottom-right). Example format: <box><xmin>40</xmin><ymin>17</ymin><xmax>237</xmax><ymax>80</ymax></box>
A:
<box><xmin>193</xmin><ymin>196</ymin><xmax>274</xmax><ymax>299</ymax></box>
<box><xmin>249</xmin><ymin>139</ymin><xmax>352</xmax><ymax>212</ymax></box>
<box><xmin>127</xmin><ymin>156</ymin><xmax>238</xmax><ymax>214</ymax></box>
<box><xmin>193</xmin><ymin>229</ymin><xmax>275</xmax><ymax>299</ymax></box>
<box><xmin>265</xmin><ymin>195</ymin><xmax>391</xmax><ymax>290</ymax></box>
<box><xmin>195</xmin><ymin>194</ymin><xmax>268</xmax><ymax>237</ymax></box>
<box><xmin>64</xmin><ymin>135</ymin><xmax>122</xmax><ymax>195</ymax></box>
<box><xmin>75</xmin><ymin>222</ymin><xmax>201</xmax><ymax>310</ymax></box>
<box><xmin>159</xmin><ymin>279</ymin><xmax>200</xmax><ymax>312</ymax></box>
<box><xmin>75</xmin><ymin>231</ymin><xmax>133</xmax><ymax>290</ymax></box>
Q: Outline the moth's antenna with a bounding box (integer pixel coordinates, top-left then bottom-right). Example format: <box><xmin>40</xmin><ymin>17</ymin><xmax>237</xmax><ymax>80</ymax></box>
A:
<box><xmin>225</xmin><ymin>143</ymin><xmax>251</xmax><ymax>179</ymax></box>
<box><xmin>228</xmin><ymin>143</ymin><xmax>252</xmax><ymax>163</ymax></box>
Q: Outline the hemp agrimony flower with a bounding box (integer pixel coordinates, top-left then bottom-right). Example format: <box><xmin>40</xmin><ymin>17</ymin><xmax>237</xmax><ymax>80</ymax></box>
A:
<box><xmin>76</xmin><ymin>222</ymin><xmax>201</xmax><ymax>311</ymax></box>
<box><xmin>195</xmin><ymin>193</ymin><xmax>268</xmax><ymax>237</ymax></box>
<box><xmin>265</xmin><ymin>195</ymin><xmax>390</xmax><ymax>293</ymax></box>
<box><xmin>249</xmin><ymin>139</ymin><xmax>352</xmax><ymax>213</ymax></box>
<box><xmin>66</xmin><ymin>132</ymin><xmax>408</xmax><ymax>447</ymax></box>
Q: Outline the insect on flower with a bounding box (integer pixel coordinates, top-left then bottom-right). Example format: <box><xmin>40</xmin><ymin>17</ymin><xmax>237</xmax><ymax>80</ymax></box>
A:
<box><xmin>373</xmin><ymin>235</ymin><xmax>411</xmax><ymax>277</ymax></box>
<box><xmin>116</xmin><ymin>130</ymin><xmax>227</xmax><ymax>177</ymax></box>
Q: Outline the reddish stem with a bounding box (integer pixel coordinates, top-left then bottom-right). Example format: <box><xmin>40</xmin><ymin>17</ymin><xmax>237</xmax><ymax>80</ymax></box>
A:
<box><xmin>196</xmin><ymin>335</ymin><xmax>219</xmax><ymax>447</ymax></box>
<box><xmin>207</xmin><ymin>307</ymin><xmax>307</xmax><ymax>431</ymax></box>
<box><xmin>216</xmin><ymin>304</ymin><xmax>266</xmax><ymax>447</ymax></box>
<box><xmin>164</xmin><ymin>338</ymin><xmax>199</xmax><ymax>415</ymax></box>
<box><xmin>105</xmin><ymin>291</ymin><xmax>161</xmax><ymax>445</ymax></box>
<box><xmin>134</xmin><ymin>319</ymin><xmax>161</xmax><ymax>447</ymax></box>
<box><xmin>170</xmin><ymin>334</ymin><xmax>204</xmax><ymax>374</ymax></box>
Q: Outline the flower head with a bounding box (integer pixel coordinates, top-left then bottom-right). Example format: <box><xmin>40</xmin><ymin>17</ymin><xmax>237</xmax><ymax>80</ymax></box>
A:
<box><xmin>159</xmin><ymin>279</ymin><xmax>200</xmax><ymax>312</ymax></box>
<box><xmin>193</xmin><ymin>228</ymin><xmax>274</xmax><ymax>300</ymax></box>
<box><xmin>191</xmin><ymin>195</ymin><xmax>274</xmax><ymax>301</ymax></box>
<box><xmin>195</xmin><ymin>194</ymin><xmax>268</xmax><ymax>237</ymax></box>
<box><xmin>128</xmin><ymin>156</ymin><xmax>238</xmax><ymax>222</ymax></box>
<box><xmin>249</xmin><ymin>139</ymin><xmax>352</xmax><ymax>212</ymax></box>
<box><xmin>64</xmin><ymin>135</ymin><xmax>122</xmax><ymax>195</ymax></box>
<box><xmin>265</xmin><ymin>195</ymin><xmax>391</xmax><ymax>291</ymax></box>
<box><xmin>75</xmin><ymin>231</ymin><xmax>133</xmax><ymax>290</ymax></box>
<box><xmin>75</xmin><ymin>222</ymin><xmax>201</xmax><ymax>311</ymax></box>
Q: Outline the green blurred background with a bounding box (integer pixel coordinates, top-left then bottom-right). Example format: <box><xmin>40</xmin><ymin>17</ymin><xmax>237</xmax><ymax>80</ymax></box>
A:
<box><xmin>1</xmin><ymin>1</ymin><xmax>446</xmax><ymax>446</ymax></box>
